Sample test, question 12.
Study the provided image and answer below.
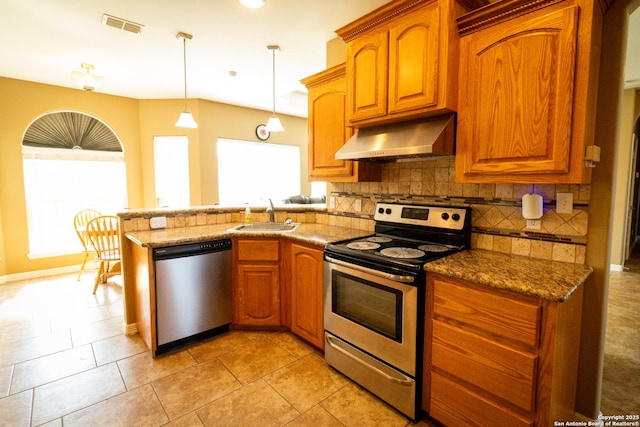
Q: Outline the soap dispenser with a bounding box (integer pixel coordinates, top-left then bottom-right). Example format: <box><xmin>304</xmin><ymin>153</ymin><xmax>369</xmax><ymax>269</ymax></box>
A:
<box><xmin>244</xmin><ymin>206</ymin><xmax>252</xmax><ymax>224</ymax></box>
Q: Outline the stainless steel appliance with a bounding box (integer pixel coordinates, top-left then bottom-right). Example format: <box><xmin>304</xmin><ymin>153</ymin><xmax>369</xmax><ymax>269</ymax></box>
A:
<box><xmin>153</xmin><ymin>239</ymin><xmax>232</xmax><ymax>354</ymax></box>
<box><xmin>324</xmin><ymin>202</ymin><xmax>471</xmax><ymax>419</ymax></box>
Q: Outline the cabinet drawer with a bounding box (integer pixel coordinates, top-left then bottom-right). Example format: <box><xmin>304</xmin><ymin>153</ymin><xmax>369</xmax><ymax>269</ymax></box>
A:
<box><xmin>237</xmin><ymin>239</ymin><xmax>279</xmax><ymax>261</ymax></box>
<box><xmin>432</xmin><ymin>320</ymin><xmax>537</xmax><ymax>412</ymax></box>
<box><xmin>433</xmin><ymin>278</ymin><xmax>540</xmax><ymax>348</ymax></box>
<box><xmin>430</xmin><ymin>371</ymin><xmax>533</xmax><ymax>427</ymax></box>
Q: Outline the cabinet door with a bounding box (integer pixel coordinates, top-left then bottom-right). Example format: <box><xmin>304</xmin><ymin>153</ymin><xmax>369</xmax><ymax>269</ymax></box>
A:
<box><xmin>307</xmin><ymin>69</ymin><xmax>354</xmax><ymax>179</ymax></box>
<box><xmin>346</xmin><ymin>30</ymin><xmax>389</xmax><ymax>122</ymax></box>
<box><xmin>301</xmin><ymin>65</ymin><xmax>382</xmax><ymax>182</ymax></box>
<box><xmin>388</xmin><ymin>2</ymin><xmax>439</xmax><ymax>114</ymax></box>
<box><xmin>236</xmin><ymin>264</ymin><xmax>280</xmax><ymax>326</ymax></box>
<box><xmin>456</xmin><ymin>6</ymin><xmax>578</xmax><ymax>181</ymax></box>
<box><xmin>290</xmin><ymin>244</ymin><xmax>324</xmax><ymax>349</ymax></box>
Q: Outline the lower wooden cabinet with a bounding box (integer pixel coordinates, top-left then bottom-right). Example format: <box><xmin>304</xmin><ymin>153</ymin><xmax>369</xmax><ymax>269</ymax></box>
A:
<box><xmin>233</xmin><ymin>238</ymin><xmax>325</xmax><ymax>347</ymax></box>
<box><xmin>287</xmin><ymin>242</ymin><xmax>325</xmax><ymax>349</ymax></box>
<box><xmin>423</xmin><ymin>273</ymin><xmax>584</xmax><ymax>426</ymax></box>
<box><xmin>233</xmin><ymin>239</ymin><xmax>281</xmax><ymax>327</ymax></box>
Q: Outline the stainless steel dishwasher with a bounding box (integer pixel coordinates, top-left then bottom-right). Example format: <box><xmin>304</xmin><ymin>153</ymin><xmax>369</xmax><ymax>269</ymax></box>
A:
<box><xmin>153</xmin><ymin>238</ymin><xmax>232</xmax><ymax>354</ymax></box>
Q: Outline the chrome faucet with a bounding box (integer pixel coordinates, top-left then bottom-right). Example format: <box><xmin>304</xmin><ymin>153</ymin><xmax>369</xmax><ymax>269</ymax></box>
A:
<box><xmin>266</xmin><ymin>199</ymin><xmax>275</xmax><ymax>222</ymax></box>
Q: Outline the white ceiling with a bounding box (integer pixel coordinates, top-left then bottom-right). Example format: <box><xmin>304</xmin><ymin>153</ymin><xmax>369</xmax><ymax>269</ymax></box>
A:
<box><xmin>0</xmin><ymin>0</ymin><xmax>389</xmax><ymax>118</ymax></box>
<box><xmin>1</xmin><ymin>0</ymin><xmax>638</xmax><ymax>119</ymax></box>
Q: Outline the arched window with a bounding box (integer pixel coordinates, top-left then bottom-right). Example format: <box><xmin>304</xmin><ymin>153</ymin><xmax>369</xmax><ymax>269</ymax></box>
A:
<box><xmin>22</xmin><ymin>111</ymin><xmax>127</xmax><ymax>257</ymax></box>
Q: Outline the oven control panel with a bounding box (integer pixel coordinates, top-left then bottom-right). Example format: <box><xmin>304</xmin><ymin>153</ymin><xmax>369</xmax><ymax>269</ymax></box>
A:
<box><xmin>373</xmin><ymin>203</ymin><xmax>468</xmax><ymax>230</ymax></box>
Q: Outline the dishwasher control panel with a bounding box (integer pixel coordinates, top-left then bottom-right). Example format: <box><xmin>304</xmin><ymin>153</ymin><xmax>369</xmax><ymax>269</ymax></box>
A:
<box><xmin>200</xmin><ymin>240</ymin><xmax>230</xmax><ymax>250</ymax></box>
<box><xmin>153</xmin><ymin>238</ymin><xmax>232</xmax><ymax>260</ymax></box>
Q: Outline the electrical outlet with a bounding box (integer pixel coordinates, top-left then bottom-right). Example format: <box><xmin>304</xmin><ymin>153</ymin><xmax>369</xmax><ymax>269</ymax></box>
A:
<box><xmin>329</xmin><ymin>197</ymin><xmax>335</xmax><ymax>209</ymax></box>
<box><xmin>150</xmin><ymin>216</ymin><xmax>167</xmax><ymax>229</ymax></box>
<box><xmin>526</xmin><ymin>219</ymin><xmax>541</xmax><ymax>230</ymax></box>
<box><xmin>556</xmin><ymin>193</ymin><xmax>573</xmax><ymax>214</ymax></box>
<box><xmin>354</xmin><ymin>199</ymin><xmax>362</xmax><ymax>212</ymax></box>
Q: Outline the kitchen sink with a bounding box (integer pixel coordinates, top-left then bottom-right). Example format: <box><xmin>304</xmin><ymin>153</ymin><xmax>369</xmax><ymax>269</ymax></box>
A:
<box><xmin>229</xmin><ymin>222</ymin><xmax>300</xmax><ymax>232</ymax></box>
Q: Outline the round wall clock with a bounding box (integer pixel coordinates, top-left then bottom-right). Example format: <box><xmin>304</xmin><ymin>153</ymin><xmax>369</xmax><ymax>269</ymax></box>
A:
<box><xmin>256</xmin><ymin>124</ymin><xmax>270</xmax><ymax>141</ymax></box>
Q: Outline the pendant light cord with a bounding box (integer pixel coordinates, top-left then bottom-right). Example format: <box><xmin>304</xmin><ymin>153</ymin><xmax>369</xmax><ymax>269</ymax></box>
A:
<box><xmin>182</xmin><ymin>36</ymin><xmax>188</xmax><ymax>111</ymax></box>
<box><xmin>271</xmin><ymin>48</ymin><xmax>276</xmax><ymax>115</ymax></box>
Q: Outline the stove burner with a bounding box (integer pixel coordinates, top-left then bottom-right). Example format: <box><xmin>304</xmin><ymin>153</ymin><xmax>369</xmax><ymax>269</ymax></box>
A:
<box><xmin>380</xmin><ymin>247</ymin><xmax>426</xmax><ymax>259</ymax></box>
<box><xmin>346</xmin><ymin>241</ymin><xmax>381</xmax><ymax>250</ymax></box>
<box><xmin>418</xmin><ymin>244</ymin><xmax>450</xmax><ymax>253</ymax></box>
<box><xmin>367</xmin><ymin>236</ymin><xmax>393</xmax><ymax>243</ymax></box>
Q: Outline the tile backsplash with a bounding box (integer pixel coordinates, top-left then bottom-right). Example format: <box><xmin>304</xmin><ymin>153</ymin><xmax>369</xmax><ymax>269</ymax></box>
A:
<box><xmin>325</xmin><ymin>158</ymin><xmax>589</xmax><ymax>264</ymax></box>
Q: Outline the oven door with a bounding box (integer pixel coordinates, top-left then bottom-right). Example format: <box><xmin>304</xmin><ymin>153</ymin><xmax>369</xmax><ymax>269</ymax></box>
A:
<box><xmin>323</xmin><ymin>256</ymin><xmax>418</xmax><ymax>376</ymax></box>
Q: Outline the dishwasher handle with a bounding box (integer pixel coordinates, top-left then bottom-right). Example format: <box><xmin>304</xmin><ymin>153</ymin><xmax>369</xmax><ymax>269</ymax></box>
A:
<box><xmin>153</xmin><ymin>238</ymin><xmax>232</xmax><ymax>260</ymax></box>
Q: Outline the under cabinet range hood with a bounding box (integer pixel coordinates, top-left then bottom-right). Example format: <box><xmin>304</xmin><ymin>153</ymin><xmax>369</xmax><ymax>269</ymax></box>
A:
<box><xmin>335</xmin><ymin>115</ymin><xmax>456</xmax><ymax>161</ymax></box>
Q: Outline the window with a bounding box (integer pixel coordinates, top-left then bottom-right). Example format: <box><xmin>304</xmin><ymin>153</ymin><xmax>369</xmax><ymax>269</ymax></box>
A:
<box><xmin>22</xmin><ymin>112</ymin><xmax>127</xmax><ymax>257</ymax></box>
<box><xmin>217</xmin><ymin>138</ymin><xmax>300</xmax><ymax>205</ymax></box>
<box><xmin>154</xmin><ymin>136</ymin><xmax>190</xmax><ymax>208</ymax></box>
<box><xmin>311</xmin><ymin>181</ymin><xmax>327</xmax><ymax>198</ymax></box>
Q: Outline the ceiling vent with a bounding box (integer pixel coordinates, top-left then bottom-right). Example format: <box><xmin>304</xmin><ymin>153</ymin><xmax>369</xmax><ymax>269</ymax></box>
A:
<box><xmin>101</xmin><ymin>14</ymin><xmax>144</xmax><ymax>34</ymax></box>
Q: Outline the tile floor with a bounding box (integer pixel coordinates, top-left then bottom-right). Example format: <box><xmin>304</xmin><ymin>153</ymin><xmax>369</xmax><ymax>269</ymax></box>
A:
<box><xmin>0</xmin><ymin>262</ymin><xmax>637</xmax><ymax>426</ymax></box>
<box><xmin>600</xmin><ymin>246</ymin><xmax>640</xmax><ymax>416</ymax></box>
<box><xmin>0</xmin><ymin>272</ymin><xmax>433</xmax><ymax>427</ymax></box>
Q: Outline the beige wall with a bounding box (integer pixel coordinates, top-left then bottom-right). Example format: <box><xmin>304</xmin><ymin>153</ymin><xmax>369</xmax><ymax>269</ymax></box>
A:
<box><xmin>0</xmin><ymin>77</ymin><xmax>142</xmax><ymax>275</ymax></box>
<box><xmin>0</xmin><ymin>77</ymin><xmax>308</xmax><ymax>276</ymax></box>
<box><xmin>611</xmin><ymin>89</ymin><xmax>639</xmax><ymax>266</ymax></box>
<box><xmin>138</xmin><ymin>99</ymin><xmax>309</xmax><ymax>209</ymax></box>
<box><xmin>193</xmin><ymin>100</ymin><xmax>310</xmax><ymax>206</ymax></box>
<box><xmin>326</xmin><ymin>37</ymin><xmax>346</xmax><ymax>68</ymax></box>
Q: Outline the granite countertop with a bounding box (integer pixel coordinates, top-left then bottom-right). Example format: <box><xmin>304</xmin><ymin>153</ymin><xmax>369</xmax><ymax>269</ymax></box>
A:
<box><xmin>126</xmin><ymin>222</ymin><xmax>592</xmax><ymax>303</ymax></box>
<box><xmin>124</xmin><ymin>223</ymin><xmax>371</xmax><ymax>248</ymax></box>
<box><xmin>118</xmin><ymin>204</ymin><xmax>327</xmax><ymax>219</ymax></box>
<box><xmin>424</xmin><ymin>249</ymin><xmax>593</xmax><ymax>302</ymax></box>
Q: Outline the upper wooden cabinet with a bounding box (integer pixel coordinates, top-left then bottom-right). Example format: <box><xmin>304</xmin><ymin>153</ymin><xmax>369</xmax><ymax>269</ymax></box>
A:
<box><xmin>301</xmin><ymin>64</ymin><xmax>381</xmax><ymax>182</ymax></box>
<box><xmin>336</xmin><ymin>0</ymin><xmax>486</xmax><ymax>128</ymax></box>
<box><xmin>455</xmin><ymin>0</ymin><xmax>604</xmax><ymax>184</ymax></box>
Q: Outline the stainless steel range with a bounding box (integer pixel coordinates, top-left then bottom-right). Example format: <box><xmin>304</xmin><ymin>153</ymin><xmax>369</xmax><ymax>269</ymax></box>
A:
<box><xmin>323</xmin><ymin>202</ymin><xmax>471</xmax><ymax>420</ymax></box>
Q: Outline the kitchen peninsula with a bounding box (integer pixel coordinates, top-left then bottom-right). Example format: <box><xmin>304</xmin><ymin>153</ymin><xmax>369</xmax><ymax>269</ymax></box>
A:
<box><xmin>118</xmin><ymin>203</ymin><xmax>592</xmax><ymax>424</ymax></box>
<box><xmin>118</xmin><ymin>204</ymin><xmax>372</xmax><ymax>356</ymax></box>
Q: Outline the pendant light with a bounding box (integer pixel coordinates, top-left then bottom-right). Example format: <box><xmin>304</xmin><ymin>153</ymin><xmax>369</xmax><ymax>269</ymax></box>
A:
<box><xmin>266</xmin><ymin>45</ymin><xmax>284</xmax><ymax>132</ymax></box>
<box><xmin>175</xmin><ymin>32</ymin><xmax>198</xmax><ymax>128</ymax></box>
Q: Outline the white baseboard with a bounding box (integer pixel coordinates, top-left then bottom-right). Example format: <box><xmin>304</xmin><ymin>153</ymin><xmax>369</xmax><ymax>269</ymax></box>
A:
<box><xmin>610</xmin><ymin>264</ymin><xmax>624</xmax><ymax>272</ymax></box>
<box><xmin>0</xmin><ymin>264</ymin><xmax>82</xmax><ymax>284</ymax></box>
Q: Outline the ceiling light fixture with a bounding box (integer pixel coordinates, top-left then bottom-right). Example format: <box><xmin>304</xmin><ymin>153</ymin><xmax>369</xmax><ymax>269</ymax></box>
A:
<box><xmin>71</xmin><ymin>63</ymin><xmax>103</xmax><ymax>92</ymax></box>
<box><xmin>266</xmin><ymin>45</ymin><xmax>284</xmax><ymax>132</ymax></box>
<box><xmin>175</xmin><ymin>31</ymin><xmax>198</xmax><ymax>129</ymax></box>
<box><xmin>238</xmin><ymin>0</ymin><xmax>266</xmax><ymax>9</ymax></box>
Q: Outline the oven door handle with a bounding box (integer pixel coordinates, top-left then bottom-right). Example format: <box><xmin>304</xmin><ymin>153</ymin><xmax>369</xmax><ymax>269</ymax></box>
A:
<box><xmin>325</xmin><ymin>335</ymin><xmax>413</xmax><ymax>386</ymax></box>
<box><xmin>324</xmin><ymin>256</ymin><xmax>415</xmax><ymax>283</ymax></box>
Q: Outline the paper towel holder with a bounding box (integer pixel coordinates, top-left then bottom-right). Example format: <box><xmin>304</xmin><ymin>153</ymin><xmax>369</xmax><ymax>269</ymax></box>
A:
<box><xmin>522</xmin><ymin>193</ymin><xmax>543</xmax><ymax>230</ymax></box>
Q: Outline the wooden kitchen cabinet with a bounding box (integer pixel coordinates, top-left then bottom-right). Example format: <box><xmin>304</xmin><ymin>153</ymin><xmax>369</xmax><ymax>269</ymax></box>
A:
<box><xmin>286</xmin><ymin>242</ymin><xmax>325</xmax><ymax>350</ymax></box>
<box><xmin>130</xmin><ymin>242</ymin><xmax>157</xmax><ymax>353</ymax></box>
<box><xmin>336</xmin><ymin>0</ymin><xmax>486</xmax><ymax>127</ymax></box>
<box><xmin>301</xmin><ymin>64</ymin><xmax>381</xmax><ymax>182</ymax></box>
<box><xmin>455</xmin><ymin>0</ymin><xmax>604</xmax><ymax>184</ymax></box>
<box><xmin>233</xmin><ymin>239</ymin><xmax>281</xmax><ymax>327</ymax></box>
<box><xmin>423</xmin><ymin>273</ymin><xmax>584</xmax><ymax>426</ymax></box>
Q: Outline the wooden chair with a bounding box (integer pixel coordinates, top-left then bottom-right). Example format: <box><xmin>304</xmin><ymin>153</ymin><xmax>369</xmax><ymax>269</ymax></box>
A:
<box><xmin>73</xmin><ymin>209</ymin><xmax>102</xmax><ymax>281</ymax></box>
<box><xmin>85</xmin><ymin>215</ymin><xmax>121</xmax><ymax>294</ymax></box>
